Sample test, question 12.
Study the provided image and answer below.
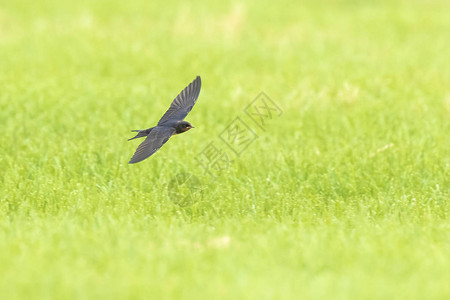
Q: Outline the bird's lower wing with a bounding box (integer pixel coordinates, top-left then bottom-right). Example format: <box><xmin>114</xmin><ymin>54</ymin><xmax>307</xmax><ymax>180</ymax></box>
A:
<box><xmin>128</xmin><ymin>126</ymin><xmax>175</xmax><ymax>164</ymax></box>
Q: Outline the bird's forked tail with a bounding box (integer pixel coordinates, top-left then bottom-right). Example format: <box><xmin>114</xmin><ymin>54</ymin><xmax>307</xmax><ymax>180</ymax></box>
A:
<box><xmin>128</xmin><ymin>128</ymin><xmax>153</xmax><ymax>141</ymax></box>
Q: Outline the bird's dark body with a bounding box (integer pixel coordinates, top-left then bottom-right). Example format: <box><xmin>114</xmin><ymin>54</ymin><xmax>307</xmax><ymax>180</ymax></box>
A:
<box><xmin>127</xmin><ymin>76</ymin><xmax>201</xmax><ymax>164</ymax></box>
<box><xmin>128</xmin><ymin>121</ymin><xmax>190</xmax><ymax>141</ymax></box>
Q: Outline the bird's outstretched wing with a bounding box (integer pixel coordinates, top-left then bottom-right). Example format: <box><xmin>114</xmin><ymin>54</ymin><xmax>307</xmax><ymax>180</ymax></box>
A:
<box><xmin>128</xmin><ymin>126</ymin><xmax>175</xmax><ymax>164</ymax></box>
<box><xmin>157</xmin><ymin>76</ymin><xmax>201</xmax><ymax>125</ymax></box>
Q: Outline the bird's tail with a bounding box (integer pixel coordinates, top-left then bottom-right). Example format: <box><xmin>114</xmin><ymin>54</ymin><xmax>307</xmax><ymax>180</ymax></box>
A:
<box><xmin>128</xmin><ymin>128</ymin><xmax>153</xmax><ymax>141</ymax></box>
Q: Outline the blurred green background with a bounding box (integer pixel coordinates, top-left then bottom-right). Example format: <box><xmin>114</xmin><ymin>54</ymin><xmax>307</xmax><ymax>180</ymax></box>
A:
<box><xmin>0</xmin><ymin>0</ymin><xmax>449</xmax><ymax>299</ymax></box>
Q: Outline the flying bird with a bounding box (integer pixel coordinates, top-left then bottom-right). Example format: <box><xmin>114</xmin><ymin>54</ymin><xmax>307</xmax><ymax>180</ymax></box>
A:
<box><xmin>128</xmin><ymin>76</ymin><xmax>201</xmax><ymax>164</ymax></box>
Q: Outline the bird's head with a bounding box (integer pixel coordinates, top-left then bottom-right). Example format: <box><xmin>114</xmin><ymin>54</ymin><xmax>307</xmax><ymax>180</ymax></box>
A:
<box><xmin>175</xmin><ymin>121</ymin><xmax>194</xmax><ymax>134</ymax></box>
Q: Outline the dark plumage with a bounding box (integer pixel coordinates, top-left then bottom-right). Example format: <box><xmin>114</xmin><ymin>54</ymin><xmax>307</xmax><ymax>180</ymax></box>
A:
<box><xmin>128</xmin><ymin>76</ymin><xmax>201</xmax><ymax>164</ymax></box>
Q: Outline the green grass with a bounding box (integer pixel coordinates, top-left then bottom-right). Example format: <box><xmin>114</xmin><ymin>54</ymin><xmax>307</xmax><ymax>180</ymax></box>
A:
<box><xmin>1</xmin><ymin>0</ymin><xmax>449</xmax><ymax>299</ymax></box>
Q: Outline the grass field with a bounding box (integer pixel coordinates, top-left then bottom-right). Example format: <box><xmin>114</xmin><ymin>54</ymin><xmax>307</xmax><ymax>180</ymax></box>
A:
<box><xmin>1</xmin><ymin>0</ymin><xmax>449</xmax><ymax>299</ymax></box>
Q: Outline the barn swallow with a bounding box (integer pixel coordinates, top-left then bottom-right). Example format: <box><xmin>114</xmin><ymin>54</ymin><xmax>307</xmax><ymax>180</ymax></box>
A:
<box><xmin>128</xmin><ymin>76</ymin><xmax>201</xmax><ymax>164</ymax></box>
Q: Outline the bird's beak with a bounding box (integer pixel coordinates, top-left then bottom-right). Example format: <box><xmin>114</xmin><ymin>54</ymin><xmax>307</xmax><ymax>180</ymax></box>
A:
<box><xmin>190</xmin><ymin>126</ymin><xmax>195</xmax><ymax>129</ymax></box>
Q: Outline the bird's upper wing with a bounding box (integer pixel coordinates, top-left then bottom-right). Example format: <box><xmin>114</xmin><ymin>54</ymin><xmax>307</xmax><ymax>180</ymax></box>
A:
<box><xmin>157</xmin><ymin>76</ymin><xmax>201</xmax><ymax>125</ymax></box>
<box><xmin>128</xmin><ymin>126</ymin><xmax>175</xmax><ymax>164</ymax></box>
